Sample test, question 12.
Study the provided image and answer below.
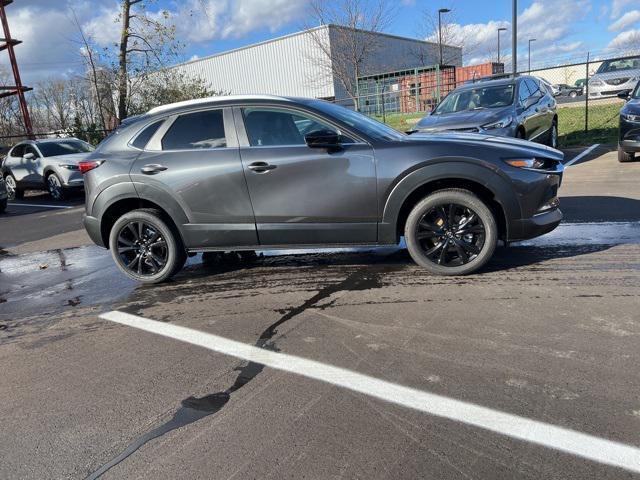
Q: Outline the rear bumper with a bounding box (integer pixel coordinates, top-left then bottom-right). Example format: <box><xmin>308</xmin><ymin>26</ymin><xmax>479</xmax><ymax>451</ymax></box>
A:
<box><xmin>510</xmin><ymin>207</ymin><xmax>563</xmax><ymax>241</ymax></box>
<box><xmin>83</xmin><ymin>214</ymin><xmax>105</xmax><ymax>248</ymax></box>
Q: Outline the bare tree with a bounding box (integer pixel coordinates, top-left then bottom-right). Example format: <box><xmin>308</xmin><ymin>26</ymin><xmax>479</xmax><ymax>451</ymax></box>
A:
<box><xmin>114</xmin><ymin>0</ymin><xmax>181</xmax><ymax>121</ymax></box>
<box><xmin>306</xmin><ymin>0</ymin><xmax>397</xmax><ymax>109</ymax></box>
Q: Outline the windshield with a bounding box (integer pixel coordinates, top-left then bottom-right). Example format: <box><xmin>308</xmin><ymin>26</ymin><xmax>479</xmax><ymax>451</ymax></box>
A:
<box><xmin>633</xmin><ymin>81</ymin><xmax>640</xmax><ymax>99</ymax></box>
<box><xmin>433</xmin><ymin>84</ymin><xmax>514</xmax><ymax>114</ymax></box>
<box><xmin>306</xmin><ymin>100</ymin><xmax>405</xmax><ymax>141</ymax></box>
<box><xmin>596</xmin><ymin>57</ymin><xmax>640</xmax><ymax>74</ymax></box>
<box><xmin>38</xmin><ymin>140</ymin><xmax>94</xmax><ymax>157</ymax></box>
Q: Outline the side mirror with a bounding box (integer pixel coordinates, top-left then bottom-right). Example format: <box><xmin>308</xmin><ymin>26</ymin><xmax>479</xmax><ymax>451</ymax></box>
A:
<box><xmin>617</xmin><ymin>90</ymin><xmax>631</xmax><ymax>101</ymax></box>
<box><xmin>23</xmin><ymin>152</ymin><xmax>35</xmax><ymax>160</ymax></box>
<box><xmin>304</xmin><ymin>129</ymin><xmax>342</xmax><ymax>150</ymax></box>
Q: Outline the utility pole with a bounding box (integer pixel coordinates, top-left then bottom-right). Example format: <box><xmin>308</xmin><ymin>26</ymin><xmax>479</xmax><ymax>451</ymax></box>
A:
<box><xmin>528</xmin><ymin>38</ymin><xmax>536</xmax><ymax>74</ymax></box>
<box><xmin>438</xmin><ymin>8</ymin><xmax>450</xmax><ymax>66</ymax></box>
<box><xmin>512</xmin><ymin>0</ymin><xmax>517</xmax><ymax>78</ymax></box>
<box><xmin>0</xmin><ymin>0</ymin><xmax>34</xmax><ymax>139</ymax></box>
<box><xmin>497</xmin><ymin>27</ymin><xmax>507</xmax><ymax>65</ymax></box>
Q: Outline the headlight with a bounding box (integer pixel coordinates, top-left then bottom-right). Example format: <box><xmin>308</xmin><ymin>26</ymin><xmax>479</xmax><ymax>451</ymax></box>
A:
<box><xmin>589</xmin><ymin>79</ymin><xmax>603</xmax><ymax>86</ymax></box>
<box><xmin>482</xmin><ymin>116</ymin><xmax>513</xmax><ymax>130</ymax></box>
<box><xmin>621</xmin><ymin>112</ymin><xmax>640</xmax><ymax>122</ymax></box>
<box><xmin>503</xmin><ymin>158</ymin><xmax>562</xmax><ymax>172</ymax></box>
<box><xmin>58</xmin><ymin>164</ymin><xmax>79</xmax><ymax>170</ymax></box>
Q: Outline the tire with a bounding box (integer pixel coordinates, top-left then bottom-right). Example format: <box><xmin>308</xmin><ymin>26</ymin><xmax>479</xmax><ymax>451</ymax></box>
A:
<box><xmin>109</xmin><ymin>208</ymin><xmax>186</xmax><ymax>284</ymax></box>
<box><xmin>547</xmin><ymin>121</ymin><xmax>558</xmax><ymax>148</ymax></box>
<box><xmin>404</xmin><ymin>189</ymin><xmax>498</xmax><ymax>276</ymax></box>
<box><xmin>569</xmin><ymin>91</ymin><xmax>577</xmax><ymax>98</ymax></box>
<box><xmin>0</xmin><ymin>197</ymin><xmax>6</xmax><ymax>213</ymax></box>
<box><xmin>618</xmin><ymin>147</ymin><xmax>635</xmax><ymax>163</ymax></box>
<box><xmin>4</xmin><ymin>173</ymin><xmax>23</xmax><ymax>200</ymax></box>
<box><xmin>46</xmin><ymin>172</ymin><xmax>66</xmax><ymax>200</ymax></box>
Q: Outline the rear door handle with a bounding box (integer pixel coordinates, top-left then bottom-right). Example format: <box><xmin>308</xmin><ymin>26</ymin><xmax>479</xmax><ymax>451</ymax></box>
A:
<box><xmin>141</xmin><ymin>164</ymin><xmax>168</xmax><ymax>174</ymax></box>
<box><xmin>248</xmin><ymin>161</ymin><xmax>277</xmax><ymax>173</ymax></box>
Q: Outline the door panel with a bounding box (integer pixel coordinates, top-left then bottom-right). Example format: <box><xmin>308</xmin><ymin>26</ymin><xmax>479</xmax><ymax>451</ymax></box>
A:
<box><xmin>239</xmin><ymin>143</ymin><xmax>377</xmax><ymax>245</ymax></box>
<box><xmin>130</xmin><ymin>108</ymin><xmax>258</xmax><ymax>248</ymax></box>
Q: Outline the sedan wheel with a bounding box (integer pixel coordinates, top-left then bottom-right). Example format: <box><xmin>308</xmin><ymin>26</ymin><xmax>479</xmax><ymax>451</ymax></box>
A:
<box><xmin>46</xmin><ymin>173</ymin><xmax>65</xmax><ymax>200</ymax></box>
<box><xmin>405</xmin><ymin>189</ymin><xmax>498</xmax><ymax>275</ymax></box>
<box><xmin>569</xmin><ymin>91</ymin><xmax>577</xmax><ymax>98</ymax></box>
<box><xmin>109</xmin><ymin>209</ymin><xmax>186</xmax><ymax>283</ymax></box>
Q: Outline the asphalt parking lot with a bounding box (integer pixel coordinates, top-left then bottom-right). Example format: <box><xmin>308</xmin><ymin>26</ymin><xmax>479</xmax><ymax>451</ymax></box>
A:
<box><xmin>1</xmin><ymin>146</ymin><xmax>640</xmax><ymax>479</ymax></box>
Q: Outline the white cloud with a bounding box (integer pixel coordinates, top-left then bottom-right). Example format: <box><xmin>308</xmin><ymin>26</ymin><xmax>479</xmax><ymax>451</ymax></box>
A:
<box><xmin>611</xmin><ymin>0</ymin><xmax>635</xmax><ymax>19</ymax></box>
<box><xmin>220</xmin><ymin>0</ymin><xmax>308</xmax><ymax>39</ymax></box>
<box><xmin>82</xmin><ymin>3</ymin><xmax>121</xmax><ymax>46</ymax></box>
<box><xmin>609</xmin><ymin>10</ymin><xmax>640</xmax><ymax>31</ymax></box>
<box><xmin>607</xmin><ymin>29</ymin><xmax>640</xmax><ymax>50</ymax></box>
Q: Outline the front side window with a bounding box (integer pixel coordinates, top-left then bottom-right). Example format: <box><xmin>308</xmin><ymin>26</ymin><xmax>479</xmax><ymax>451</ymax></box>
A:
<box><xmin>24</xmin><ymin>145</ymin><xmax>40</xmax><ymax>158</ymax></box>
<box><xmin>243</xmin><ymin>108</ymin><xmax>339</xmax><ymax>147</ymax></box>
<box><xmin>518</xmin><ymin>81</ymin><xmax>531</xmax><ymax>104</ymax></box>
<box><xmin>161</xmin><ymin>109</ymin><xmax>226</xmax><ymax>150</ymax></box>
<box><xmin>525</xmin><ymin>79</ymin><xmax>542</xmax><ymax>99</ymax></box>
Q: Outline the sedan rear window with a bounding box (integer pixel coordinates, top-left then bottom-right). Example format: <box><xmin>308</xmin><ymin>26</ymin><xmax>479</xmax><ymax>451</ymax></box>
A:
<box><xmin>38</xmin><ymin>140</ymin><xmax>94</xmax><ymax>157</ymax></box>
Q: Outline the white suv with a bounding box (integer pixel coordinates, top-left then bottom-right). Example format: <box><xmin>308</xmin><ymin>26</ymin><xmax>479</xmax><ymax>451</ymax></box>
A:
<box><xmin>1</xmin><ymin>138</ymin><xmax>94</xmax><ymax>200</ymax></box>
<box><xmin>588</xmin><ymin>56</ymin><xmax>640</xmax><ymax>98</ymax></box>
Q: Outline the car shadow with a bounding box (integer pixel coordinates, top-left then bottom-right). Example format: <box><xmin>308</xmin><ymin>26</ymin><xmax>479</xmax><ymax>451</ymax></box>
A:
<box><xmin>560</xmin><ymin>195</ymin><xmax>640</xmax><ymax>222</ymax></box>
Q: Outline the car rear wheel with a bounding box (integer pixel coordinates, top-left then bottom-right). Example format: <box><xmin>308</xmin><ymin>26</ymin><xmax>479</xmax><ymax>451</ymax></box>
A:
<box><xmin>4</xmin><ymin>174</ymin><xmax>23</xmax><ymax>200</ymax></box>
<box><xmin>109</xmin><ymin>209</ymin><xmax>186</xmax><ymax>284</ymax></box>
<box><xmin>46</xmin><ymin>172</ymin><xmax>66</xmax><ymax>200</ymax></box>
<box><xmin>405</xmin><ymin>189</ymin><xmax>498</xmax><ymax>275</ymax></box>
<box><xmin>569</xmin><ymin>91</ymin><xmax>577</xmax><ymax>98</ymax></box>
<box><xmin>618</xmin><ymin>147</ymin><xmax>635</xmax><ymax>163</ymax></box>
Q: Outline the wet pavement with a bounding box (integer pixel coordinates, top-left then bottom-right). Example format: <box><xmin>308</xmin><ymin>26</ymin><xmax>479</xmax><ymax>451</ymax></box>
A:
<box><xmin>1</xmin><ymin>149</ymin><xmax>640</xmax><ymax>479</ymax></box>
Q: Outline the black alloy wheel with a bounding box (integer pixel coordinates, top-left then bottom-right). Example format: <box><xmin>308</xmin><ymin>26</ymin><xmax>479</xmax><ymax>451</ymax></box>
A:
<box><xmin>116</xmin><ymin>220</ymin><xmax>169</xmax><ymax>276</ymax></box>
<box><xmin>405</xmin><ymin>189</ymin><xmax>498</xmax><ymax>275</ymax></box>
<box><xmin>415</xmin><ymin>203</ymin><xmax>485</xmax><ymax>267</ymax></box>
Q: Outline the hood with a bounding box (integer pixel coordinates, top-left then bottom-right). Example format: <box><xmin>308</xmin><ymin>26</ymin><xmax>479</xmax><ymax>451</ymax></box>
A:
<box><xmin>416</xmin><ymin>106</ymin><xmax>512</xmax><ymax>131</ymax></box>
<box><xmin>44</xmin><ymin>152</ymin><xmax>92</xmax><ymax>164</ymax></box>
<box><xmin>405</xmin><ymin>131</ymin><xmax>563</xmax><ymax>161</ymax></box>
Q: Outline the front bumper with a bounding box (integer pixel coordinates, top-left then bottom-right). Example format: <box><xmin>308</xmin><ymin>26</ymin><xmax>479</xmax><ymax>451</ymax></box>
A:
<box><xmin>588</xmin><ymin>81</ymin><xmax>637</xmax><ymax>98</ymax></box>
<box><xmin>619</xmin><ymin>117</ymin><xmax>640</xmax><ymax>151</ymax></box>
<box><xmin>511</xmin><ymin>208</ymin><xmax>563</xmax><ymax>241</ymax></box>
<box><xmin>83</xmin><ymin>214</ymin><xmax>105</xmax><ymax>248</ymax></box>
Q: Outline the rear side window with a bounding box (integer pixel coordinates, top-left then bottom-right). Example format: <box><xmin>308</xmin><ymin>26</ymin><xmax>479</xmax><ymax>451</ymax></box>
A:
<box><xmin>132</xmin><ymin>121</ymin><xmax>163</xmax><ymax>150</ymax></box>
<box><xmin>161</xmin><ymin>110</ymin><xmax>226</xmax><ymax>150</ymax></box>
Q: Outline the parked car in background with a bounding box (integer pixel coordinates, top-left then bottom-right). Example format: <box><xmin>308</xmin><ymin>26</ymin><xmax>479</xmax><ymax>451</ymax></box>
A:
<box><xmin>1</xmin><ymin>138</ymin><xmax>94</xmax><ymax>200</ymax></box>
<box><xmin>537</xmin><ymin>77</ymin><xmax>560</xmax><ymax>96</ymax></box>
<box><xmin>554</xmin><ymin>83</ymin><xmax>584</xmax><ymax>98</ymax></box>
<box><xmin>588</xmin><ymin>56</ymin><xmax>640</xmax><ymax>98</ymax></box>
<box><xmin>0</xmin><ymin>175</ymin><xmax>7</xmax><ymax>213</ymax></box>
<box><xmin>413</xmin><ymin>76</ymin><xmax>558</xmax><ymax>148</ymax></box>
<box><xmin>81</xmin><ymin>95</ymin><xmax>563</xmax><ymax>283</ymax></box>
<box><xmin>575</xmin><ymin>78</ymin><xmax>586</xmax><ymax>88</ymax></box>
<box><xmin>618</xmin><ymin>82</ymin><xmax>640</xmax><ymax>162</ymax></box>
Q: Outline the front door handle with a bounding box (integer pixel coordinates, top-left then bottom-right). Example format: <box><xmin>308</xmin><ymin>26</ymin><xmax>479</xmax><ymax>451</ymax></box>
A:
<box><xmin>141</xmin><ymin>164</ymin><xmax>168</xmax><ymax>175</ymax></box>
<box><xmin>248</xmin><ymin>161</ymin><xmax>277</xmax><ymax>173</ymax></box>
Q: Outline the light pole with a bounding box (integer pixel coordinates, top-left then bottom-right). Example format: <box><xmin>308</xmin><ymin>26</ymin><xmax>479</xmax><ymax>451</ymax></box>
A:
<box><xmin>528</xmin><ymin>38</ymin><xmax>536</xmax><ymax>74</ymax></box>
<box><xmin>438</xmin><ymin>8</ymin><xmax>451</xmax><ymax>66</ymax></box>
<box><xmin>512</xmin><ymin>0</ymin><xmax>517</xmax><ymax>77</ymax></box>
<box><xmin>497</xmin><ymin>27</ymin><xmax>507</xmax><ymax>65</ymax></box>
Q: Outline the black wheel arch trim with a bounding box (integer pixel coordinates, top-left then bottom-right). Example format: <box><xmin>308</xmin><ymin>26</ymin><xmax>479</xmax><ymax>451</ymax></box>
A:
<box><xmin>379</xmin><ymin>159</ymin><xmax>522</xmax><ymax>243</ymax></box>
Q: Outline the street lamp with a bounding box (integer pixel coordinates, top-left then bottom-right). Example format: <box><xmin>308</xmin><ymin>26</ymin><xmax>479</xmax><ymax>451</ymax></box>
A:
<box><xmin>528</xmin><ymin>38</ymin><xmax>536</xmax><ymax>74</ymax></box>
<box><xmin>497</xmin><ymin>27</ymin><xmax>507</xmax><ymax>65</ymax></box>
<box><xmin>438</xmin><ymin>8</ymin><xmax>451</xmax><ymax>66</ymax></box>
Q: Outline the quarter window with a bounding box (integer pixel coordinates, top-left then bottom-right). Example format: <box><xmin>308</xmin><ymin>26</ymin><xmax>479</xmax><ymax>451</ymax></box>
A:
<box><xmin>243</xmin><ymin>108</ymin><xmax>341</xmax><ymax>147</ymax></box>
<box><xmin>161</xmin><ymin>109</ymin><xmax>226</xmax><ymax>150</ymax></box>
<box><xmin>132</xmin><ymin>120</ymin><xmax>163</xmax><ymax>150</ymax></box>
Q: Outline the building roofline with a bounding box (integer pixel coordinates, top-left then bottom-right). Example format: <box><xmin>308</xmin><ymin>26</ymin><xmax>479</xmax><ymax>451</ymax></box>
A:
<box><xmin>170</xmin><ymin>24</ymin><xmax>459</xmax><ymax>70</ymax></box>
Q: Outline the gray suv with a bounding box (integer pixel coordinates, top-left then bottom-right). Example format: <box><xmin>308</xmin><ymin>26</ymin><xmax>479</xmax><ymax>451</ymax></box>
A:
<box><xmin>414</xmin><ymin>76</ymin><xmax>558</xmax><ymax>148</ymax></box>
<box><xmin>82</xmin><ymin>95</ymin><xmax>564</xmax><ymax>283</ymax></box>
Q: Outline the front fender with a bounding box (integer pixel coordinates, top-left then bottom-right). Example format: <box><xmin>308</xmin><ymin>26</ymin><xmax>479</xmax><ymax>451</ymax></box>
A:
<box><xmin>379</xmin><ymin>159</ymin><xmax>522</xmax><ymax>243</ymax></box>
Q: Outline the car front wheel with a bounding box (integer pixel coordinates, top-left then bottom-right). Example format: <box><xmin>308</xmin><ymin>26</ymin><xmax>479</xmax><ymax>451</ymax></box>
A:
<box><xmin>4</xmin><ymin>174</ymin><xmax>23</xmax><ymax>200</ymax></box>
<box><xmin>109</xmin><ymin>209</ymin><xmax>186</xmax><ymax>284</ymax></box>
<box><xmin>405</xmin><ymin>189</ymin><xmax>498</xmax><ymax>275</ymax></box>
<box><xmin>46</xmin><ymin>172</ymin><xmax>66</xmax><ymax>200</ymax></box>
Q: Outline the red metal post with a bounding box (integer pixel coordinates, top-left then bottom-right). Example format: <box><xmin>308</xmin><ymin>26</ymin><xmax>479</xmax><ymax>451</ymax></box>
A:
<box><xmin>0</xmin><ymin>0</ymin><xmax>34</xmax><ymax>139</ymax></box>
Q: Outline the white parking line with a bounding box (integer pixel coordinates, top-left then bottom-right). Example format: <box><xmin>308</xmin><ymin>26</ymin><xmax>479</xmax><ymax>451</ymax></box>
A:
<box><xmin>7</xmin><ymin>203</ymin><xmax>74</xmax><ymax>209</ymax></box>
<box><xmin>100</xmin><ymin>310</ymin><xmax>640</xmax><ymax>474</ymax></box>
<box><xmin>565</xmin><ymin>144</ymin><xmax>600</xmax><ymax>167</ymax></box>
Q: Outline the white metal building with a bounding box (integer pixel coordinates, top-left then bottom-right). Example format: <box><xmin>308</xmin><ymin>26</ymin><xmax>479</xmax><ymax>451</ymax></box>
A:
<box><xmin>170</xmin><ymin>25</ymin><xmax>462</xmax><ymax>104</ymax></box>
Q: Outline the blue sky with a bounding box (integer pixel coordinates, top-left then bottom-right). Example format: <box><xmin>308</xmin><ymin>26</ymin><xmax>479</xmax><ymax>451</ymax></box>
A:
<box><xmin>2</xmin><ymin>0</ymin><xmax>639</xmax><ymax>83</ymax></box>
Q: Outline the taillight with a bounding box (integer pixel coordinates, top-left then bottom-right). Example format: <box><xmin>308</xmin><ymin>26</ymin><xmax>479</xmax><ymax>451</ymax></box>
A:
<box><xmin>78</xmin><ymin>160</ymin><xmax>104</xmax><ymax>174</ymax></box>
